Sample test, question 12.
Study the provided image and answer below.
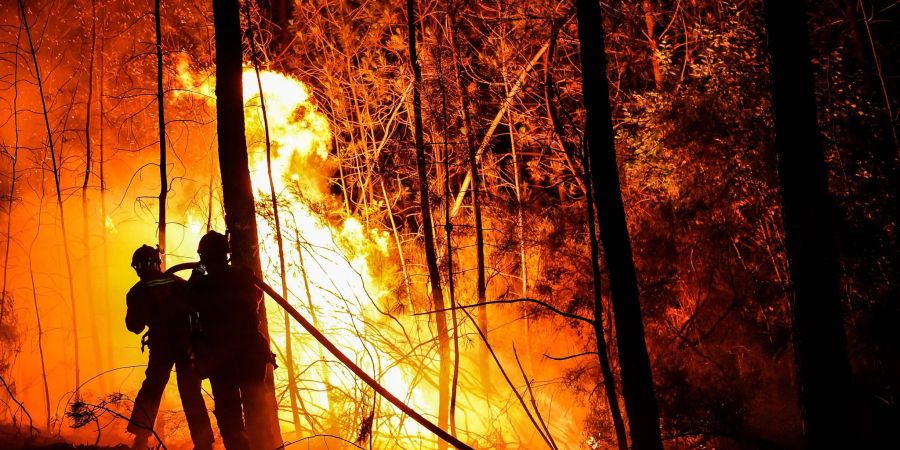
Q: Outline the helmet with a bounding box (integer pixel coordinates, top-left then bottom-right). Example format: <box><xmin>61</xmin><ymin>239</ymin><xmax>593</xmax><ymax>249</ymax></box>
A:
<box><xmin>198</xmin><ymin>230</ymin><xmax>230</xmax><ymax>258</ymax></box>
<box><xmin>131</xmin><ymin>244</ymin><xmax>161</xmax><ymax>269</ymax></box>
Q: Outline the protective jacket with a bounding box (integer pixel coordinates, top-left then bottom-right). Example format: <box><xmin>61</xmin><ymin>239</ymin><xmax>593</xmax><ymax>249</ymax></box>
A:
<box><xmin>125</xmin><ymin>273</ymin><xmax>192</xmax><ymax>347</ymax></box>
<box><xmin>187</xmin><ymin>265</ymin><xmax>271</xmax><ymax>382</ymax></box>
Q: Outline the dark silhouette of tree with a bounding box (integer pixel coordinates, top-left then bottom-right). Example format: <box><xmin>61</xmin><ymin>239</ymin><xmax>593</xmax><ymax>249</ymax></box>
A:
<box><xmin>762</xmin><ymin>1</ymin><xmax>857</xmax><ymax>448</ymax></box>
<box><xmin>212</xmin><ymin>0</ymin><xmax>283</xmax><ymax>448</ymax></box>
<box><xmin>574</xmin><ymin>0</ymin><xmax>664</xmax><ymax>449</ymax></box>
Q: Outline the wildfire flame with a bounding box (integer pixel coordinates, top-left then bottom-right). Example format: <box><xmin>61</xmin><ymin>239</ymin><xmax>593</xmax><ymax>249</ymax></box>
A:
<box><xmin>243</xmin><ymin>69</ymin><xmax>443</xmax><ymax>444</ymax></box>
<box><xmin>162</xmin><ymin>66</ymin><xmax>582</xmax><ymax>448</ymax></box>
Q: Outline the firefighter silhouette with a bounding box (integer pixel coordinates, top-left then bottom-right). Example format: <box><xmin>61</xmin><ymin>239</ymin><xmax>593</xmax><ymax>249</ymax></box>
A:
<box><xmin>125</xmin><ymin>244</ymin><xmax>214</xmax><ymax>450</ymax></box>
<box><xmin>187</xmin><ymin>231</ymin><xmax>273</xmax><ymax>450</ymax></box>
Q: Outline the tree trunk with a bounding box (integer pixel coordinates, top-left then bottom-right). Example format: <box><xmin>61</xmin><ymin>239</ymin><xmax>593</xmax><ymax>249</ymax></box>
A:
<box><xmin>19</xmin><ymin>0</ymin><xmax>81</xmax><ymax>397</ymax></box>
<box><xmin>433</xmin><ymin>41</ymin><xmax>461</xmax><ymax>436</ymax></box>
<box><xmin>580</xmin><ymin>133</ymin><xmax>629</xmax><ymax>450</ymax></box>
<box><xmin>98</xmin><ymin>13</ymin><xmax>114</xmax><ymax>370</ymax></box>
<box><xmin>406</xmin><ymin>0</ymin><xmax>451</xmax><ymax>445</ymax></box>
<box><xmin>15</xmin><ymin>31</ymin><xmax>51</xmax><ymax>428</ymax></box>
<box><xmin>212</xmin><ymin>0</ymin><xmax>283</xmax><ymax>448</ymax></box>
<box><xmin>574</xmin><ymin>1</ymin><xmax>664</xmax><ymax>449</ymax></box>
<box><xmin>446</xmin><ymin>4</ymin><xmax>491</xmax><ymax>399</ymax></box>
<box><xmin>83</xmin><ymin>0</ymin><xmax>104</xmax><ymax>391</ymax></box>
<box><xmin>1</xmin><ymin>28</ymin><xmax>20</xmax><ymax>347</ymax></box>
<box><xmin>762</xmin><ymin>2</ymin><xmax>857</xmax><ymax>448</ymax></box>
<box><xmin>643</xmin><ymin>0</ymin><xmax>663</xmax><ymax>90</ymax></box>
<box><xmin>155</xmin><ymin>0</ymin><xmax>167</xmax><ymax>270</ymax></box>
<box><xmin>245</xmin><ymin>3</ymin><xmax>303</xmax><ymax>437</ymax></box>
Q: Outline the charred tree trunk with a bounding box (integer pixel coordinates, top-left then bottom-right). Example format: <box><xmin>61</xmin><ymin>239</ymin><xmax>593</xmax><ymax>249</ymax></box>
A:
<box><xmin>155</xmin><ymin>0</ymin><xmax>167</xmax><ymax>269</ymax></box>
<box><xmin>762</xmin><ymin>2</ymin><xmax>857</xmax><ymax>448</ymax></box>
<box><xmin>212</xmin><ymin>0</ymin><xmax>283</xmax><ymax>448</ymax></box>
<box><xmin>574</xmin><ymin>1</ymin><xmax>664</xmax><ymax>449</ymax></box>
<box><xmin>406</xmin><ymin>0</ymin><xmax>451</xmax><ymax>444</ymax></box>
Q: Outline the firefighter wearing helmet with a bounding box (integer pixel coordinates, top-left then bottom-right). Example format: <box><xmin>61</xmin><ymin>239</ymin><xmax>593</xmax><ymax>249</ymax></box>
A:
<box><xmin>187</xmin><ymin>231</ymin><xmax>274</xmax><ymax>450</ymax></box>
<box><xmin>125</xmin><ymin>244</ymin><xmax>214</xmax><ymax>450</ymax></box>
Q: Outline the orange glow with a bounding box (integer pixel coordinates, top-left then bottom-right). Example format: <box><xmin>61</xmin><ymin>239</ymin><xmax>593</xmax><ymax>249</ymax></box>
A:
<box><xmin>1</xmin><ymin>62</ymin><xmax>589</xmax><ymax>449</ymax></box>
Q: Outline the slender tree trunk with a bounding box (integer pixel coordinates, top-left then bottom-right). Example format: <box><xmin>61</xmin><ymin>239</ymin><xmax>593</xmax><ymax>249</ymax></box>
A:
<box><xmin>29</xmin><ymin>220</ymin><xmax>51</xmax><ymax>430</ymax></box>
<box><xmin>497</xmin><ymin>15</ymin><xmax>528</xmax><ymax>296</ymax></box>
<box><xmin>260</xmin><ymin>0</ymin><xmax>292</xmax><ymax>53</ymax></box>
<box><xmin>447</xmin><ymin>4</ymin><xmax>491</xmax><ymax>398</ymax></box>
<box><xmin>18</xmin><ymin>40</ymin><xmax>51</xmax><ymax>423</ymax></box>
<box><xmin>155</xmin><ymin>0</ymin><xmax>167</xmax><ymax>269</ymax></box>
<box><xmin>762</xmin><ymin>2</ymin><xmax>857</xmax><ymax>447</ymax></box>
<box><xmin>206</xmin><ymin>149</ymin><xmax>216</xmax><ymax>232</ymax></box>
<box><xmin>292</xmin><ymin>224</ymin><xmax>334</xmax><ymax>411</ymax></box>
<box><xmin>83</xmin><ymin>0</ymin><xmax>104</xmax><ymax>390</ymax></box>
<box><xmin>406</xmin><ymin>0</ymin><xmax>451</xmax><ymax>445</ymax></box>
<box><xmin>581</xmin><ymin>146</ymin><xmax>629</xmax><ymax>450</ymax></box>
<box><xmin>1</xmin><ymin>25</ymin><xmax>21</xmax><ymax>338</ymax></box>
<box><xmin>543</xmin><ymin>20</ymin><xmax>586</xmax><ymax>197</ymax></box>
<box><xmin>245</xmin><ymin>4</ymin><xmax>303</xmax><ymax>436</ymax></box>
<box><xmin>18</xmin><ymin>0</ymin><xmax>81</xmax><ymax>396</ymax></box>
<box><xmin>98</xmin><ymin>10</ymin><xmax>113</xmax><ymax>369</ymax></box>
<box><xmin>841</xmin><ymin>0</ymin><xmax>867</xmax><ymax>65</ymax></box>
<box><xmin>381</xmin><ymin>178</ymin><xmax>414</xmax><ymax>309</ymax></box>
<box><xmin>212</xmin><ymin>1</ymin><xmax>283</xmax><ymax>448</ymax></box>
<box><xmin>499</xmin><ymin>13</ymin><xmax>534</xmax><ymax>372</ymax></box>
<box><xmin>503</xmin><ymin>63</ymin><xmax>528</xmax><ymax>297</ymax></box>
<box><xmin>643</xmin><ymin>0</ymin><xmax>664</xmax><ymax>90</ymax></box>
<box><xmin>574</xmin><ymin>1</ymin><xmax>664</xmax><ymax>449</ymax></box>
<box><xmin>433</xmin><ymin>41</ymin><xmax>460</xmax><ymax>436</ymax></box>
<box><xmin>449</xmin><ymin>42</ymin><xmax>550</xmax><ymax>216</ymax></box>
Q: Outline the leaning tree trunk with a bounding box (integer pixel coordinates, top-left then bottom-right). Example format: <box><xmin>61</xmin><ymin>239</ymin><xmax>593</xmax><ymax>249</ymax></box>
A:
<box><xmin>762</xmin><ymin>2</ymin><xmax>857</xmax><ymax>448</ymax></box>
<box><xmin>212</xmin><ymin>1</ymin><xmax>283</xmax><ymax>448</ymax></box>
<box><xmin>574</xmin><ymin>1</ymin><xmax>664</xmax><ymax>449</ymax></box>
<box><xmin>407</xmin><ymin>0</ymin><xmax>451</xmax><ymax>446</ymax></box>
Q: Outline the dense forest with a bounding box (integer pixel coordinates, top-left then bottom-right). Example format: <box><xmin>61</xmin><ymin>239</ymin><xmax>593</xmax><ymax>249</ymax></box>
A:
<box><xmin>0</xmin><ymin>0</ymin><xmax>897</xmax><ymax>449</ymax></box>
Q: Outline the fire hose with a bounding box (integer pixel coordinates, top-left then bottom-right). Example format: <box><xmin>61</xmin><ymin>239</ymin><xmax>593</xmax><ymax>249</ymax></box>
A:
<box><xmin>166</xmin><ymin>262</ymin><xmax>474</xmax><ymax>450</ymax></box>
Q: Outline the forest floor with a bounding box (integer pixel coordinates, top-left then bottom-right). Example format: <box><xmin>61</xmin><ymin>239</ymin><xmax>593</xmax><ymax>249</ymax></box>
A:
<box><xmin>0</xmin><ymin>424</ymin><xmax>128</xmax><ymax>450</ymax></box>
